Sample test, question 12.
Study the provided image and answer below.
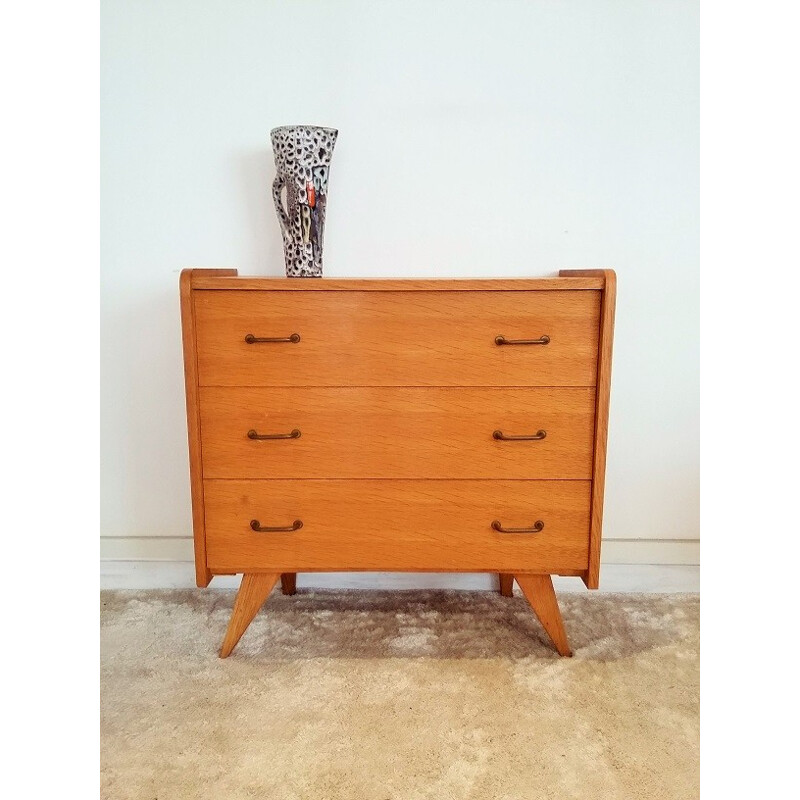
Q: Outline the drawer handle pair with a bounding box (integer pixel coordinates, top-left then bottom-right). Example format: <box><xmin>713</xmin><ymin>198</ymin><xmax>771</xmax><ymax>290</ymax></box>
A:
<box><xmin>492</xmin><ymin>520</ymin><xmax>545</xmax><ymax>534</ymax></box>
<box><xmin>495</xmin><ymin>335</ymin><xmax>550</xmax><ymax>346</ymax></box>
<box><xmin>247</xmin><ymin>429</ymin><xmax>301</xmax><ymax>440</ymax></box>
<box><xmin>244</xmin><ymin>333</ymin><xmax>549</xmax><ymax>346</ymax></box>
<box><xmin>493</xmin><ymin>429</ymin><xmax>546</xmax><ymax>441</ymax></box>
<box><xmin>251</xmin><ymin>519</ymin><xmax>303</xmax><ymax>532</ymax></box>
<box><xmin>249</xmin><ymin>519</ymin><xmax>542</xmax><ymax>534</ymax></box>
<box><xmin>247</xmin><ymin>429</ymin><xmax>544</xmax><ymax>441</ymax></box>
<box><xmin>245</xmin><ymin>333</ymin><xmax>301</xmax><ymax>344</ymax></box>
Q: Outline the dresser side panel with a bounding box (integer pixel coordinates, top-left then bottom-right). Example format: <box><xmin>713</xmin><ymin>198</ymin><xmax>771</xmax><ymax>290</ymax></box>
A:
<box><xmin>180</xmin><ymin>269</ymin><xmax>237</xmax><ymax>585</ymax></box>
<box><xmin>561</xmin><ymin>270</ymin><xmax>616</xmax><ymax>588</ymax></box>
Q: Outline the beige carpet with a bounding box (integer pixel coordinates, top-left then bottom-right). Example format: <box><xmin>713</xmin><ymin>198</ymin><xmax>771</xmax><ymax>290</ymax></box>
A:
<box><xmin>101</xmin><ymin>588</ymin><xmax>699</xmax><ymax>799</ymax></box>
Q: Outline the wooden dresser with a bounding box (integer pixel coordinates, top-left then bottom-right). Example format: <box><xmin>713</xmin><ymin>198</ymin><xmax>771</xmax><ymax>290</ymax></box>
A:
<box><xmin>180</xmin><ymin>269</ymin><xmax>616</xmax><ymax>657</ymax></box>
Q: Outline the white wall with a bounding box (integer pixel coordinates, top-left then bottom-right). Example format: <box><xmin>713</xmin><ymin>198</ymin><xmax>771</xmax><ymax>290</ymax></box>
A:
<box><xmin>101</xmin><ymin>0</ymin><xmax>699</xmax><ymax>587</ymax></box>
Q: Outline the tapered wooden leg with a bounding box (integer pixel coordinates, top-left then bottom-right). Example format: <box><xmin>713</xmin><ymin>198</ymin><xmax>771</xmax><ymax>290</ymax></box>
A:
<box><xmin>498</xmin><ymin>573</ymin><xmax>514</xmax><ymax>597</ymax></box>
<box><xmin>219</xmin><ymin>573</ymin><xmax>280</xmax><ymax>658</ymax></box>
<box><xmin>280</xmin><ymin>572</ymin><xmax>297</xmax><ymax>595</ymax></box>
<box><xmin>515</xmin><ymin>574</ymin><xmax>572</xmax><ymax>657</ymax></box>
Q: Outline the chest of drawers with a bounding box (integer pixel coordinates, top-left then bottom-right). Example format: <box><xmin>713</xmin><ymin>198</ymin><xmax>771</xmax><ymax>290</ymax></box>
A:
<box><xmin>180</xmin><ymin>269</ymin><xmax>616</xmax><ymax>657</ymax></box>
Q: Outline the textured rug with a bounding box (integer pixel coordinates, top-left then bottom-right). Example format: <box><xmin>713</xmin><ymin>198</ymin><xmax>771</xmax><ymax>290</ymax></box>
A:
<box><xmin>100</xmin><ymin>589</ymin><xmax>699</xmax><ymax>800</ymax></box>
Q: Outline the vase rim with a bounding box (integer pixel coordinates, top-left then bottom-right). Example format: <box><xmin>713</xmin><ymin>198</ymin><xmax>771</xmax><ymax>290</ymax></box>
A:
<box><xmin>270</xmin><ymin>124</ymin><xmax>338</xmax><ymax>135</ymax></box>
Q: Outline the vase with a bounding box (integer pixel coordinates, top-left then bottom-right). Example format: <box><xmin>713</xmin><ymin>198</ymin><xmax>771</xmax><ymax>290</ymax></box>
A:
<box><xmin>270</xmin><ymin>125</ymin><xmax>338</xmax><ymax>277</ymax></box>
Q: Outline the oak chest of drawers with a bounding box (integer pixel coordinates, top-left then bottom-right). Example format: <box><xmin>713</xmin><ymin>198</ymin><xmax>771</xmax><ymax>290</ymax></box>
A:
<box><xmin>180</xmin><ymin>269</ymin><xmax>616</xmax><ymax>657</ymax></box>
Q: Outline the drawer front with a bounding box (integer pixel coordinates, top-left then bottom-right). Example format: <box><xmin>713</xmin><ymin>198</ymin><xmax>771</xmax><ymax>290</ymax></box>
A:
<box><xmin>204</xmin><ymin>480</ymin><xmax>591</xmax><ymax>572</ymax></box>
<box><xmin>199</xmin><ymin>387</ymin><xmax>595</xmax><ymax>479</ymax></box>
<box><xmin>194</xmin><ymin>290</ymin><xmax>600</xmax><ymax>387</ymax></box>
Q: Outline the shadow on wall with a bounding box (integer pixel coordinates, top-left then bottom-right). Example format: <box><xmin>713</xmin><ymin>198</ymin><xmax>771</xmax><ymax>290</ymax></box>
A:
<box><xmin>235</xmin><ymin>148</ymin><xmax>285</xmax><ymax>276</ymax></box>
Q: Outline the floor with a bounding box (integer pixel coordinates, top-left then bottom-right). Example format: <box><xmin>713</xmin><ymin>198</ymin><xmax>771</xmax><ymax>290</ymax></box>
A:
<box><xmin>101</xmin><ymin>588</ymin><xmax>699</xmax><ymax>800</ymax></box>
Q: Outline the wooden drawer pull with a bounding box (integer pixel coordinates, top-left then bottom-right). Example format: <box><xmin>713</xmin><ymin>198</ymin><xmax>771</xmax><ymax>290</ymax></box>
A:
<box><xmin>247</xmin><ymin>429</ymin><xmax>301</xmax><ymax>440</ymax></box>
<box><xmin>250</xmin><ymin>519</ymin><xmax>303</xmax><ymax>532</ymax></box>
<box><xmin>494</xmin><ymin>334</ymin><xmax>550</xmax><ymax>345</ymax></box>
<box><xmin>244</xmin><ymin>333</ymin><xmax>301</xmax><ymax>344</ymax></box>
<box><xmin>491</xmin><ymin>520</ymin><xmax>545</xmax><ymax>533</ymax></box>
<box><xmin>493</xmin><ymin>429</ymin><xmax>547</xmax><ymax>441</ymax></box>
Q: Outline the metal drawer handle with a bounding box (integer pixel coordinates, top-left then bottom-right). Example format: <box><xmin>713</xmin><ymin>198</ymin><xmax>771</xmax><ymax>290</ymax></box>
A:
<box><xmin>493</xmin><ymin>429</ymin><xmax>547</xmax><ymax>441</ymax></box>
<box><xmin>245</xmin><ymin>333</ymin><xmax>301</xmax><ymax>344</ymax></box>
<box><xmin>494</xmin><ymin>335</ymin><xmax>550</xmax><ymax>346</ymax></box>
<box><xmin>247</xmin><ymin>429</ymin><xmax>301</xmax><ymax>440</ymax></box>
<box><xmin>491</xmin><ymin>520</ymin><xmax>545</xmax><ymax>533</ymax></box>
<box><xmin>250</xmin><ymin>519</ymin><xmax>303</xmax><ymax>532</ymax></box>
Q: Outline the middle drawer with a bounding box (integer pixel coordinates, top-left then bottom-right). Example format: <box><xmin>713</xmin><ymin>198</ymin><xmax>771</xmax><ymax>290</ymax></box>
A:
<box><xmin>199</xmin><ymin>387</ymin><xmax>595</xmax><ymax>479</ymax></box>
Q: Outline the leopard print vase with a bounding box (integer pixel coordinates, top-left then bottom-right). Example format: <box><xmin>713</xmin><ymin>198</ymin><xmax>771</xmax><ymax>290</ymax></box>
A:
<box><xmin>270</xmin><ymin>125</ymin><xmax>338</xmax><ymax>277</ymax></box>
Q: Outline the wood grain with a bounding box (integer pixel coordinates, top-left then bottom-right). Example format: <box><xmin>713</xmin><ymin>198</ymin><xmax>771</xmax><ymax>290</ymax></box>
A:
<box><xmin>198</xmin><ymin>387</ymin><xmax>595</xmax><ymax>479</ymax></box>
<box><xmin>190</xmin><ymin>276</ymin><xmax>606</xmax><ymax>291</ymax></box>
<box><xmin>204</xmin><ymin>480</ymin><xmax>591</xmax><ymax>573</ymax></box>
<box><xmin>219</xmin><ymin>572</ymin><xmax>279</xmax><ymax>657</ymax></box>
<box><xmin>280</xmin><ymin>573</ymin><xmax>297</xmax><ymax>595</ymax></box>
<box><xmin>515</xmin><ymin>573</ymin><xmax>572</xmax><ymax>656</ymax></box>
<box><xmin>180</xmin><ymin>269</ymin><xmax>238</xmax><ymax>586</ymax></box>
<box><xmin>194</xmin><ymin>290</ymin><xmax>601</xmax><ymax>387</ymax></box>
<box><xmin>561</xmin><ymin>269</ymin><xmax>616</xmax><ymax>588</ymax></box>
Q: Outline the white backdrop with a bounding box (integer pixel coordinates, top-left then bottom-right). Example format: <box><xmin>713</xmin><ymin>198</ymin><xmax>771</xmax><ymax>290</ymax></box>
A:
<box><xmin>101</xmin><ymin>0</ymin><xmax>698</xmax><ymax>587</ymax></box>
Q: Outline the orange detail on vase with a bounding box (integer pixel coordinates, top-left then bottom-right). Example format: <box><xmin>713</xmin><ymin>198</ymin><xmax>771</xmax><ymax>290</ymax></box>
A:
<box><xmin>307</xmin><ymin>182</ymin><xmax>316</xmax><ymax>208</ymax></box>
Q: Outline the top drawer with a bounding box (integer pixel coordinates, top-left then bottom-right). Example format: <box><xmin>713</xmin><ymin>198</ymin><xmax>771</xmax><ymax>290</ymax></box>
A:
<box><xmin>194</xmin><ymin>290</ymin><xmax>600</xmax><ymax>387</ymax></box>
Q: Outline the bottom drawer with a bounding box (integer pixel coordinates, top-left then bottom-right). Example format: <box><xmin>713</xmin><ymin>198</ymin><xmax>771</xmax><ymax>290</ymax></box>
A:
<box><xmin>204</xmin><ymin>480</ymin><xmax>590</xmax><ymax>573</ymax></box>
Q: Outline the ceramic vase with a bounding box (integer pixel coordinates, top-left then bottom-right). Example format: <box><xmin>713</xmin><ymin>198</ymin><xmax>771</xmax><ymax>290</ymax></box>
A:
<box><xmin>270</xmin><ymin>125</ymin><xmax>338</xmax><ymax>277</ymax></box>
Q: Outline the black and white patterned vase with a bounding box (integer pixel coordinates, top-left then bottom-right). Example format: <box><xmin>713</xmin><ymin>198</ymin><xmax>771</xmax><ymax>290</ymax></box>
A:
<box><xmin>270</xmin><ymin>125</ymin><xmax>338</xmax><ymax>277</ymax></box>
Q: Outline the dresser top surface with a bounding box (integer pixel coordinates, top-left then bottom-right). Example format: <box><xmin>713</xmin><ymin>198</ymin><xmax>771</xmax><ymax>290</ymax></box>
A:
<box><xmin>185</xmin><ymin>270</ymin><xmax>613</xmax><ymax>292</ymax></box>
